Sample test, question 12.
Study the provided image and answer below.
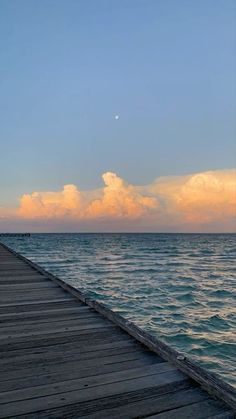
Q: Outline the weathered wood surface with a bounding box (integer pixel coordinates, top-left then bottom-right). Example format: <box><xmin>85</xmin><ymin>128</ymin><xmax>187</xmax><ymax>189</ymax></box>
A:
<box><xmin>0</xmin><ymin>242</ymin><xmax>235</xmax><ymax>419</ymax></box>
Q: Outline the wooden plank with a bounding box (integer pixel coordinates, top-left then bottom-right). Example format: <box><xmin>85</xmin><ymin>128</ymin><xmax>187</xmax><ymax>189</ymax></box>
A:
<box><xmin>0</xmin><ymin>267</ymin><xmax>34</xmax><ymax>273</ymax></box>
<box><xmin>0</xmin><ymin>270</ymin><xmax>44</xmax><ymax>277</ymax></box>
<box><xmin>0</xmin><ymin>328</ymin><xmax>126</xmax><ymax>352</ymax></box>
<box><xmin>0</xmin><ymin>307</ymin><xmax>97</xmax><ymax>325</ymax></box>
<box><xmin>0</xmin><ymin>358</ymin><xmax>159</xmax><ymax>393</ymax></box>
<box><xmin>0</xmin><ymin>331</ymin><xmax>132</xmax><ymax>355</ymax></box>
<box><xmin>0</xmin><ymin>294</ymin><xmax>74</xmax><ymax>306</ymax></box>
<box><xmin>0</xmin><ymin>271</ymin><xmax>45</xmax><ymax>276</ymax></box>
<box><xmin>0</xmin><ymin>260</ymin><xmax>32</xmax><ymax>265</ymax></box>
<box><xmin>0</xmin><ymin>261</ymin><xmax>23</xmax><ymax>265</ymax></box>
<box><xmin>0</xmin><ymin>337</ymin><xmax>137</xmax><ymax>362</ymax></box>
<box><xmin>0</xmin><ymin>291</ymin><xmax>62</xmax><ymax>301</ymax></box>
<box><xmin>0</xmin><ymin>282</ymin><xmax>58</xmax><ymax>290</ymax></box>
<box><xmin>0</xmin><ymin>262</ymin><xmax>26</xmax><ymax>266</ymax></box>
<box><xmin>0</xmin><ymin>322</ymin><xmax>116</xmax><ymax>346</ymax></box>
<box><xmin>0</xmin><ymin>279</ymin><xmax>50</xmax><ymax>286</ymax></box>
<box><xmin>0</xmin><ymin>262</ymin><xmax>29</xmax><ymax>267</ymax></box>
<box><xmin>0</xmin><ymin>350</ymin><xmax>159</xmax><ymax>382</ymax></box>
<box><xmin>0</xmin><ymin>264</ymin><xmax>27</xmax><ymax>268</ymax></box>
<box><xmin>0</xmin><ymin>295</ymin><xmax>73</xmax><ymax>304</ymax></box>
<box><xmin>0</xmin><ymin>287</ymin><xmax>65</xmax><ymax>296</ymax></box>
<box><xmin>0</xmin><ymin>299</ymin><xmax>79</xmax><ymax>314</ymax></box>
<box><xmin>0</xmin><ymin>276</ymin><xmax>50</xmax><ymax>284</ymax></box>
<box><xmin>147</xmin><ymin>399</ymin><xmax>233</xmax><ymax>419</ymax></box>
<box><xmin>0</xmin><ymin>347</ymin><xmax>148</xmax><ymax>375</ymax></box>
<box><xmin>0</xmin><ymin>370</ymin><xmax>189</xmax><ymax>417</ymax></box>
<box><xmin>0</xmin><ymin>314</ymin><xmax>111</xmax><ymax>334</ymax></box>
<box><xmin>0</xmin><ymin>343</ymin><xmax>145</xmax><ymax>373</ymax></box>
<box><xmin>0</xmin><ymin>305</ymin><xmax>101</xmax><ymax>324</ymax></box>
<box><xmin>0</xmin><ymin>322</ymin><xmax>116</xmax><ymax>347</ymax></box>
<box><xmin>0</xmin><ymin>313</ymin><xmax>102</xmax><ymax>330</ymax></box>
<box><xmin>0</xmin><ymin>252</ymin><xmax>24</xmax><ymax>256</ymax></box>
<box><xmin>0</xmin><ymin>381</ymin><xmax>190</xmax><ymax>418</ymax></box>
<box><xmin>0</xmin><ymin>363</ymin><xmax>177</xmax><ymax>403</ymax></box>
<box><xmin>79</xmin><ymin>388</ymin><xmax>210</xmax><ymax>419</ymax></box>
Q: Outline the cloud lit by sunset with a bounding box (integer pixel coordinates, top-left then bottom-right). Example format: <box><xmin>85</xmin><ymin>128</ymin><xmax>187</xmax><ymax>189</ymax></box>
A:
<box><xmin>1</xmin><ymin>169</ymin><xmax>235</xmax><ymax>232</ymax></box>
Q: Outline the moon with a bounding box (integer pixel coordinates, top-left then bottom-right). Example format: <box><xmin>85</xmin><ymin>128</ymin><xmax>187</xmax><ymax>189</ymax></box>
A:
<box><xmin>115</xmin><ymin>115</ymin><xmax>119</xmax><ymax>120</ymax></box>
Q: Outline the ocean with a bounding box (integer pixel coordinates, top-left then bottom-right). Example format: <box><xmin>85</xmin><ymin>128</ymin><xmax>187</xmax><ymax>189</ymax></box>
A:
<box><xmin>1</xmin><ymin>233</ymin><xmax>236</xmax><ymax>387</ymax></box>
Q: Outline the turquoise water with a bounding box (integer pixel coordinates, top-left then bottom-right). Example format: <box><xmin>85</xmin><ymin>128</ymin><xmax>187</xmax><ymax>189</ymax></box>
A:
<box><xmin>2</xmin><ymin>233</ymin><xmax>236</xmax><ymax>387</ymax></box>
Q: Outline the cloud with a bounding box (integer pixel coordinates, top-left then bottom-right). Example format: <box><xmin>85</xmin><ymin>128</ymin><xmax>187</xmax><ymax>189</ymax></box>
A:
<box><xmin>17</xmin><ymin>172</ymin><xmax>158</xmax><ymax>220</ymax></box>
<box><xmin>1</xmin><ymin>169</ymin><xmax>235</xmax><ymax>232</ymax></box>
<box><xmin>149</xmin><ymin>169</ymin><xmax>236</xmax><ymax>225</ymax></box>
<box><xmin>86</xmin><ymin>172</ymin><xmax>158</xmax><ymax>218</ymax></box>
<box><xmin>175</xmin><ymin>171</ymin><xmax>236</xmax><ymax>223</ymax></box>
<box><xmin>18</xmin><ymin>184</ymin><xmax>81</xmax><ymax>218</ymax></box>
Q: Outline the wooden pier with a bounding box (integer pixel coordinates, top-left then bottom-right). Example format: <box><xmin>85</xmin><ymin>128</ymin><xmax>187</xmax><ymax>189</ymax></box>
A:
<box><xmin>0</xmin><ymin>242</ymin><xmax>235</xmax><ymax>418</ymax></box>
<box><xmin>0</xmin><ymin>233</ymin><xmax>30</xmax><ymax>237</ymax></box>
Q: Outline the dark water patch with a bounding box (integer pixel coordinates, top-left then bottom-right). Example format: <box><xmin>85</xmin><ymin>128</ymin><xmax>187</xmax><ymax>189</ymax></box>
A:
<box><xmin>209</xmin><ymin>289</ymin><xmax>233</xmax><ymax>298</ymax></box>
<box><xmin>176</xmin><ymin>292</ymin><xmax>194</xmax><ymax>302</ymax></box>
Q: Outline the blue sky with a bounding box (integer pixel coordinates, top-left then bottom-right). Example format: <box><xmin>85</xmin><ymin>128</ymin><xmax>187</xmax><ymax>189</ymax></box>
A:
<box><xmin>0</xmin><ymin>0</ymin><xmax>235</xmax><ymax>207</ymax></box>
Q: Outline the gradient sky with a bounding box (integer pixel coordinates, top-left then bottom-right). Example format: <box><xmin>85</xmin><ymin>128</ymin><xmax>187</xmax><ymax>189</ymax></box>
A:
<box><xmin>0</xmin><ymin>1</ymin><xmax>235</xmax><ymax>231</ymax></box>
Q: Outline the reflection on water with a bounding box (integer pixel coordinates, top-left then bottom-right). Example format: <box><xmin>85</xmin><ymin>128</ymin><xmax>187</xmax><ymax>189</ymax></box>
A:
<box><xmin>2</xmin><ymin>233</ymin><xmax>236</xmax><ymax>387</ymax></box>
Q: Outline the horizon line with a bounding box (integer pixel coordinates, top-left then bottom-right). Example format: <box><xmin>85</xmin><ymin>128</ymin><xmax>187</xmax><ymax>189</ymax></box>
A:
<box><xmin>1</xmin><ymin>231</ymin><xmax>236</xmax><ymax>235</ymax></box>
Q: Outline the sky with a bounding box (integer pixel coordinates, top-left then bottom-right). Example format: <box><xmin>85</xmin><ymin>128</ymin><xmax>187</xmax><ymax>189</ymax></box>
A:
<box><xmin>0</xmin><ymin>0</ymin><xmax>235</xmax><ymax>232</ymax></box>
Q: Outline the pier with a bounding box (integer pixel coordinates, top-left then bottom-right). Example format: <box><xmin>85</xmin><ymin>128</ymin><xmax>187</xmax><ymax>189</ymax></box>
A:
<box><xmin>0</xmin><ymin>242</ymin><xmax>235</xmax><ymax>418</ymax></box>
<box><xmin>0</xmin><ymin>233</ymin><xmax>30</xmax><ymax>237</ymax></box>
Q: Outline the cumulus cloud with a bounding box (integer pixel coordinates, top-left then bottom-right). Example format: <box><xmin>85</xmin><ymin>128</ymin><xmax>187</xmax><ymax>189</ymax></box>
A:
<box><xmin>18</xmin><ymin>184</ymin><xmax>81</xmax><ymax>218</ymax></box>
<box><xmin>176</xmin><ymin>171</ymin><xmax>236</xmax><ymax>223</ymax></box>
<box><xmin>17</xmin><ymin>172</ymin><xmax>158</xmax><ymax>220</ymax></box>
<box><xmin>149</xmin><ymin>169</ymin><xmax>236</xmax><ymax>224</ymax></box>
<box><xmin>85</xmin><ymin>172</ymin><xmax>158</xmax><ymax>218</ymax></box>
<box><xmin>1</xmin><ymin>169</ymin><xmax>236</xmax><ymax>232</ymax></box>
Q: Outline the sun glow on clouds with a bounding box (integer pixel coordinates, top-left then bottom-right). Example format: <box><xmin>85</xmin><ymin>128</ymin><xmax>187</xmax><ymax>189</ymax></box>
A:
<box><xmin>1</xmin><ymin>169</ymin><xmax>235</xmax><ymax>231</ymax></box>
<box><xmin>17</xmin><ymin>172</ymin><xmax>158</xmax><ymax>219</ymax></box>
<box><xmin>86</xmin><ymin>172</ymin><xmax>157</xmax><ymax>218</ymax></box>
<box><xmin>148</xmin><ymin>169</ymin><xmax>236</xmax><ymax>225</ymax></box>
<box><xmin>18</xmin><ymin>184</ymin><xmax>81</xmax><ymax>218</ymax></box>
